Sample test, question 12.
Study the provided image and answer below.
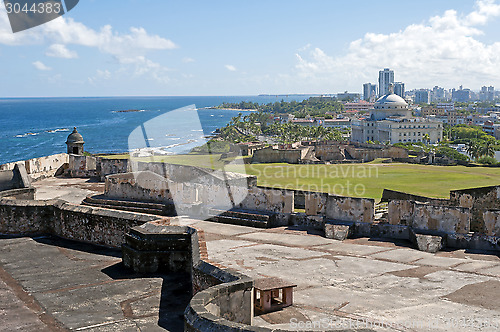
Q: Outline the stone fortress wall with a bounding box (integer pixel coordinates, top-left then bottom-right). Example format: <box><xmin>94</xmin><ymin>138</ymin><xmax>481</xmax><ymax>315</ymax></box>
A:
<box><xmin>1</xmin><ymin>152</ymin><xmax>500</xmax><ymax>331</ymax></box>
<box><xmin>1</xmin><ymin>152</ymin><xmax>500</xmax><ymax>248</ymax></box>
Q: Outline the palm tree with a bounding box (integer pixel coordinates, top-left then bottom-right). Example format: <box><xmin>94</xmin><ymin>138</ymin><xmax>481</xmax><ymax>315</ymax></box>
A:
<box><xmin>479</xmin><ymin>140</ymin><xmax>495</xmax><ymax>158</ymax></box>
<box><xmin>423</xmin><ymin>134</ymin><xmax>430</xmax><ymax>145</ymax></box>
<box><xmin>465</xmin><ymin>140</ymin><xmax>481</xmax><ymax>160</ymax></box>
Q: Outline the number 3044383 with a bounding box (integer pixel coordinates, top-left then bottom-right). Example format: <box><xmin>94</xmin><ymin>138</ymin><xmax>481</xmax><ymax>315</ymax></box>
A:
<box><xmin>5</xmin><ymin>2</ymin><xmax>62</xmax><ymax>14</ymax></box>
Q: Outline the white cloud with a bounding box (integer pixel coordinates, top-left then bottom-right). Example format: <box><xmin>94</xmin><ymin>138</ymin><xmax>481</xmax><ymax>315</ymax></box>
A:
<box><xmin>225</xmin><ymin>64</ymin><xmax>237</xmax><ymax>71</ymax></box>
<box><xmin>182</xmin><ymin>57</ymin><xmax>195</xmax><ymax>63</ymax></box>
<box><xmin>88</xmin><ymin>69</ymin><xmax>111</xmax><ymax>84</ymax></box>
<box><xmin>37</xmin><ymin>18</ymin><xmax>178</xmax><ymax>59</ymax></box>
<box><xmin>0</xmin><ymin>7</ymin><xmax>177</xmax><ymax>83</ymax></box>
<box><xmin>32</xmin><ymin>61</ymin><xmax>51</xmax><ymax>71</ymax></box>
<box><xmin>46</xmin><ymin>44</ymin><xmax>78</xmax><ymax>58</ymax></box>
<box><xmin>118</xmin><ymin>56</ymin><xmax>170</xmax><ymax>83</ymax></box>
<box><xmin>294</xmin><ymin>0</ymin><xmax>500</xmax><ymax>90</ymax></box>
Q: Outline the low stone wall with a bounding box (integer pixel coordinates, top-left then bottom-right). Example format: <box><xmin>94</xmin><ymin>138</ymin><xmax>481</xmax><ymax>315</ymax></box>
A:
<box><xmin>0</xmin><ymin>199</ymin><xmax>54</xmax><ymax>234</ymax></box>
<box><xmin>0</xmin><ymin>154</ymin><xmax>68</xmax><ymax>182</ymax></box>
<box><xmin>483</xmin><ymin>210</ymin><xmax>500</xmax><ymax>237</ymax></box>
<box><xmin>388</xmin><ymin>200</ymin><xmax>471</xmax><ymax>235</ymax></box>
<box><xmin>105</xmin><ymin>172</ymin><xmax>172</xmax><ymax>204</ymax></box>
<box><xmin>68</xmin><ymin>154</ymin><xmax>98</xmax><ymax>177</ymax></box>
<box><xmin>325</xmin><ymin>195</ymin><xmax>375</xmax><ymax>224</ymax></box>
<box><xmin>187</xmin><ymin>262</ymin><xmax>254</xmax><ymax>330</ymax></box>
<box><xmin>98</xmin><ymin>157</ymin><xmax>131</xmax><ymax>180</ymax></box>
<box><xmin>314</xmin><ymin>144</ymin><xmax>344</xmax><ymax>161</ymax></box>
<box><xmin>0</xmin><ymin>198</ymin><xmax>157</xmax><ymax>247</ymax></box>
<box><xmin>0</xmin><ymin>170</ymin><xmax>18</xmax><ymax>191</ymax></box>
<box><xmin>381</xmin><ymin>189</ymin><xmax>450</xmax><ymax>205</ymax></box>
<box><xmin>0</xmin><ymin>188</ymin><xmax>36</xmax><ymax>200</ymax></box>
<box><xmin>239</xmin><ymin>186</ymin><xmax>294</xmax><ymax>214</ymax></box>
<box><xmin>252</xmin><ymin>147</ymin><xmax>309</xmax><ymax>164</ymax></box>
<box><xmin>450</xmin><ymin>186</ymin><xmax>500</xmax><ymax>233</ymax></box>
<box><xmin>305</xmin><ymin>192</ymin><xmax>329</xmax><ymax>216</ymax></box>
<box><xmin>345</xmin><ymin>146</ymin><xmax>408</xmax><ymax>162</ymax></box>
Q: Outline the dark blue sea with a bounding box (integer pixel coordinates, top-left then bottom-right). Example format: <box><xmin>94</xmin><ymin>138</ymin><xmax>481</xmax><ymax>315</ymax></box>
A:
<box><xmin>0</xmin><ymin>95</ymin><xmax>311</xmax><ymax>165</ymax></box>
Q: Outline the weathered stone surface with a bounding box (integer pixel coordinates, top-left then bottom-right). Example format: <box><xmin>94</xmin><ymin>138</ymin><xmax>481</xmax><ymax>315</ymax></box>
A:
<box><xmin>305</xmin><ymin>192</ymin><xmax>328</xmax><ymax>216</ymax></box>
<box><xmin>324</xmin><ymin>223</ymin><xmax>351</xmax><ymax>241</ymax></box>
<box><xmin>483</xmin><ymin>210</ymin><xmax>500</xmax><ymax>237</ymax></box>
<box><xmin>387</xmin><ymin>200</ymin><xmax>414</xmax><ymax>225</ymax></box>
<box><xmin>325</xmin><ymin>195</ymin><xmax>375</xmax><ymax>224</ymax></box>
<box><xmin>450</xmin><ymin>185</ymin><xmax>500</xmax><ymax>233</ymax></box>
<box><xmin>410</xmin><ymin>230</ymin><xmax>445</xmax><ymax>253</ymax></box>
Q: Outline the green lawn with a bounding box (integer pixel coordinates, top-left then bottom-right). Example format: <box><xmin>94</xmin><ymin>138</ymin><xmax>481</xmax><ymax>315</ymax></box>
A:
<box><xmin>101</xmin><ymin>153</ymin><xmax>248</xmax><ymax>170</ymax></box>
<box><xmin>229</xmin><ymin>163</ymin><xmax>500</xmax><ymax>201</ymax></box>
<box><xmin>101</xmin><ymin>153</ymin><xmax>500</xmax><ymax>201</ymax></box>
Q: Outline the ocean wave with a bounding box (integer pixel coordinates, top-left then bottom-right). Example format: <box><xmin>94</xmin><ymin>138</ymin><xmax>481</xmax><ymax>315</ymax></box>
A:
<box><xmin>112</xmin><ymin>109</ymin><xmax>148</xmax><ymax>113</ymax></box>
<box><xmin>15</xmin><ymin>132</ymin><xmax>38</xmax><ymax>138</ymax></box>
<box><xmin>46</xmin><ymin>128</ymin><xmax>70</xmax><ymax>133</ymax></box>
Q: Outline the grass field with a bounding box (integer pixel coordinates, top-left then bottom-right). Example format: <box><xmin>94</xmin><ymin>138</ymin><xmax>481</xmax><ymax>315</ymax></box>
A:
<box><xmin>234</xmin><ymin>163</ymin><xmax>500</xmax><ymax>201</ymax></box>
<box><xmin>102</xmin><ymin>154</ymin><xmax>500</xmax><ymax>201</ymax></box>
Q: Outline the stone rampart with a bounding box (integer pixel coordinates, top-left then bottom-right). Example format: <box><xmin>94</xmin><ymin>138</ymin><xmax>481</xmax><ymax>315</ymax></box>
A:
<box><xmin>483</xmin><ymin>210</ymin><xmax>500</xmax><ymax>237</ymax></box>
<box><xmin>0</xmin><ymin>198</ymin><xmax>157</xmax><ymax>247</ymax></box>
<box><xmin>0</xmin><ymin>153</ymin><xmax>68</xmax><ymax>182</ymax></box>
<box><xmin>450</xmin><ymin>186</ymin><xmax>500</xmax><ymax>233</ymax></box>
<box><xmin>239</xmin><ymin>186</ymin><xmax>294</xmax><ymax>215</ymax></box>
<box><xmin>388</xmin><ymin>200</ymin><xmax>471</xmax><ymax>235</ymax></box>
<box><xmin>325</xmin><ymin>195</ymin><xmax>375</xmax><ymax>224</ymax></box>
<box><xmin>381</xmin><ymin>189</ymin><xmax>450</xmax><ymax>205</ymax></box>
<box><xmin>68</xmin><ymin>154</ymin><xmax>98</xmax><ymax>177</ymax></box>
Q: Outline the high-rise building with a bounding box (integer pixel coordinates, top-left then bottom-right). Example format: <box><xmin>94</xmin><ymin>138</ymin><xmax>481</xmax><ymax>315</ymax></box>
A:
<box><xmin>415</xmin><ymin>89</ymin><xmax>430</xmax><ymax>104</ymax></box>
<box><xmin>394</xmin><ymin>82</ymin><xmax>405</xmax><ymax>99</ymax></box>
<box><xmin>363</xmin><ymin>83</ymin><xmax>377</xmax><ymax>101</ymax></box>
<box><xmin>431</xmin><ymin>86</ymin><xmax>446</xmax><ymax>102</ymax></box>
<box><xmin>378</xmin><ymin>68</ymin><xmax>394</xmax><ymax>97</ymax></box>
<box><xmin>452</xmin><ymin>87</ymin><xmax>472</xmax><ymax>102</ymax></box>
<box><xmin>479</xmin><ymin>86</ymin><xmax>495</xmax><ymax>102</ymax></box>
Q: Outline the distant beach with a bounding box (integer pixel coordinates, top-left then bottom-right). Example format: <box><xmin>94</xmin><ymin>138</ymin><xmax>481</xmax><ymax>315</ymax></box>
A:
<box><xmin>0</xmin><ymin>95</ymin><xmax>312</xmax><ymax>165</ymax></box>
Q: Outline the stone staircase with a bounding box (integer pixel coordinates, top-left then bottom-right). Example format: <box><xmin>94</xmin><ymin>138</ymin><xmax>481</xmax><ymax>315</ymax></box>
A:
<box><xmin>82</xmin><ymin>195</ymin><xmax>176</xmax><ymax>216</ymax></box>
<box><xmin>208</xmin><ymin>208</ymin><xmax>276</xmax><ymax>228</ymax></box>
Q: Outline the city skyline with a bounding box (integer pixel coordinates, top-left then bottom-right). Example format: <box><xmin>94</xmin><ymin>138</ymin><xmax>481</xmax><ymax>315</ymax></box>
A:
<box><xmin>1</xmin><ymin>1</ymin><xmax>500</xmax><ymax>97</ymax></box>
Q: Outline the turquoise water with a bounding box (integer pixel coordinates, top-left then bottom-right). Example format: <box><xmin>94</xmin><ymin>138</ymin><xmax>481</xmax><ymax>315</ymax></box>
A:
<box><xmin>0</xmin><ymin>95</ymin><xmax>310</xmax><ymax>165</ymax></box>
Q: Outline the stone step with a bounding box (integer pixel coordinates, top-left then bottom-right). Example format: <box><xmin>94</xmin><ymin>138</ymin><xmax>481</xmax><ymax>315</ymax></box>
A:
<box><xmin>83</xmin><ymin>200</ymin><xmax>166</xmax><ymax>216</ymax></box>
<box><xmin>209</xmin><ymin>208</ymin><xmax>272</xmax><ymax>222</ymax></box>
<box><xmin>82</xmin><ymin>196</ymin><xmax>174</xmax><ymax>216</ymax></box>
<box><xmin>211</xmin><ymin>215</ymin><xmax>269</xmax><ymax>228</ymax></box>
<box><xmin>84</xmin><ymin>196</ymin><xmax>166</xmax><ymax>210</ymax></box>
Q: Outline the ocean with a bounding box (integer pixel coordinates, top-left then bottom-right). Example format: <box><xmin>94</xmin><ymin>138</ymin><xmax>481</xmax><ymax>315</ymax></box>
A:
<box><xmin>0</xmin><ymin>95</ymin><xmax>311</xmax><ymax>165</ymax></box>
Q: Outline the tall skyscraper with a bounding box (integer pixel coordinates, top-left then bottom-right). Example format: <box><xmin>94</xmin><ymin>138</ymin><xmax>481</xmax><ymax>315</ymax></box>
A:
<box><xmin>479</xmin><ymin>86</ymin><xmax>495</xmax><ymax>102</ymax></box>
<box><xmin>394</xmin><ymin>82</ymin><xmax>405</xmax><ymax>99</ymax></box>
<box><xmin>431</xmin><ymin>86</ymin><xmax>446</xmax><ymax>102</ymax></box>
<box><xmin>415</xmin><ymin>89</ymin><xmax>430</xmax><ymax>104</ymax></box>
<box><xmin>378</xmin><ymin>68</ymin><xmax>394</xmax><ymax>96</ymax></box>
<box><xmin>363</xmin><ymin>83</ymin><xmax>377</xmax><ymax>101</ymax></box>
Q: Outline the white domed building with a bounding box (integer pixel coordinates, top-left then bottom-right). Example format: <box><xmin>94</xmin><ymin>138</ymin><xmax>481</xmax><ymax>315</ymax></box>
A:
<box><xmin>351</xmin><ymin>85</ymin><xmax>443</xmax><ymax>144</ymax></box>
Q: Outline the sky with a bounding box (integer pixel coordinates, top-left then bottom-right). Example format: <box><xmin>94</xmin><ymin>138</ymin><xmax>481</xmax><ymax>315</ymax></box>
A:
<box><xmin>1</xmin><ymin>0</ymin><xmax>500</xmax><ymax>97</ymax></box>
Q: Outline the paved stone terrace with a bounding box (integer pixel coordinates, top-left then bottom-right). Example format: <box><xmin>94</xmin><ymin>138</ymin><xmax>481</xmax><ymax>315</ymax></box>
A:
<box><xmin>11</xmin><ymin>177</ymin><xmax>500</xmax><ymax>331</ymax></box>
<box><xmin>33</xmin><ymin>177</ymin><xmax>104</xmax><ymax>204</ymax></box>
<box><xmin>0</xmin><ymin>236</ymin><xmax>191</xmax><ymax>332</ymax></box>
<box><xmin>174</xmin><ymin>219</ymin><xmax>500</xmax><ymax>332</ymax></box>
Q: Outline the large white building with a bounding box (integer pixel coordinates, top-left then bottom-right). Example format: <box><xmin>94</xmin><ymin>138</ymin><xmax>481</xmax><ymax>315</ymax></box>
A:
<box><xmin>378</xmin><ymin>68</ymin><xmax>394</xmax><ymax>97</ymax></box>
<box><xmin>351</xmin><ymin>87</ymin><xmax>443</xmax><ymax>144</ymax></box>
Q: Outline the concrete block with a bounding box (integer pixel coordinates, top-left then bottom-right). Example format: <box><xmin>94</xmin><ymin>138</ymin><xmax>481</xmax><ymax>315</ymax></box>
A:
<box><xmin>325</xmin><ymin>223</ymin><xmax>351</xmax><ymax>241</ymax></box>
<box><xmin>410</xmin><ymin>230</ymin><xmax>445</xmax><ymax>253</ymax></box>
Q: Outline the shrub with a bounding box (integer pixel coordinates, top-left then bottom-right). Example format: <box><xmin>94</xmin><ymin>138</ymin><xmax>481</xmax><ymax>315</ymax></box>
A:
<box><xmin>477</xmin><ymin>156</ymin><xmax>499</xmax><ymax>165</ymax></box>
<box><xmin>436</xmin><ymin>146</ymin><xmax>469</xmax><ymax>162</ymax></box>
